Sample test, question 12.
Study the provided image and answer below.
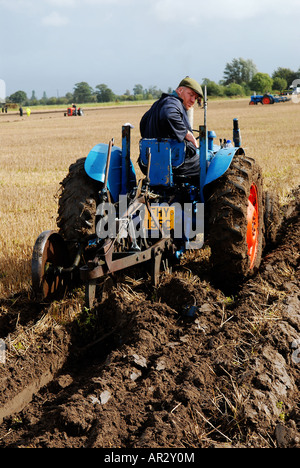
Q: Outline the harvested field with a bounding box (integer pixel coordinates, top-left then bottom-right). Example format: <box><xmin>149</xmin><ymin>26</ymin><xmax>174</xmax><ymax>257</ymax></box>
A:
<box><xmin>0</xmin><ymin>99</ymin><xmax>299</xmax><ymax>449</ymax></box>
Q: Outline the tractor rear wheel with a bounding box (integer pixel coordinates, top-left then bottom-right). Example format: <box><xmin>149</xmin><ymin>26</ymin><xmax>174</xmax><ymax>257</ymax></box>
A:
<box><xmin>57</xmin><ymin>158</ymin><xmax>100</xmax><ymax>259</ymax></box>
<box><xmin>206</xmin><ymin>151</ymin><xmax>264</xmax><ymax>291</ymax></box>
<box><xmin>262</xmin><ymin>95</ymin><xmax>274</xmax><ymax>105</ymax></box>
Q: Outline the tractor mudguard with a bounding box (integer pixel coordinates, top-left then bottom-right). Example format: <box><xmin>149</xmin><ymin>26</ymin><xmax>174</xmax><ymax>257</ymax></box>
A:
<box><xmin>204</xmin><ymin>146</ymin><xmax>241</xmax><ymax>188</ymax></box>
<box><xmin>84</xmin><ymin>143</ymin><xmax>136</xmax><ymax>202</ymax></box>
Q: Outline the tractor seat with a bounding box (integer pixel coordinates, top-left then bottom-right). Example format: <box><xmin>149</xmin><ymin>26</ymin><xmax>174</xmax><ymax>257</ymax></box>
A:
<box><xmin>139</xmin><ymin>139</ymin><xmax>186</xmax><ymax>187</ymax></box>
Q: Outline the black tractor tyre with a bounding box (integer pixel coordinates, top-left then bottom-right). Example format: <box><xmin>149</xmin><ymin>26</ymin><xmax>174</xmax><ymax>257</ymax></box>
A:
<box><xmin>57</xmin><ymin>158</ymin><xmax>100</xmax><ymax>259</ymax></box>
<box><xmin>205</xmin><ymin>151</ymin><xmax>264</xmax><ymax>292</ymax></box>
<box><xmin>262</xmin><ymin>94</ymin><xmax>274</xmax><ymax>105</ymax></box>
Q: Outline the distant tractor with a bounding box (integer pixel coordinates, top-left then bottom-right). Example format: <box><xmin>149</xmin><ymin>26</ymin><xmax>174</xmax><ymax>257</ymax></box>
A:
<box><xmin>249</xmin><ymin>94</ymin><xmax>290</xmax><ymax>105</ymax></box>
<box><xmin>1</xmin><ymin>102</ymin><xmax>18</xmax><ymax>113</ymax></box>
<box><xmin>64</xmin><ymin>104</ymin><xmax>84</xmax><ymax>116</ymax></box>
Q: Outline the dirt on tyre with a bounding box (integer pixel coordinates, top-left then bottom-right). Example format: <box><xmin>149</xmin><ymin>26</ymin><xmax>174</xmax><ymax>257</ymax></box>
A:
<box><xmin>206</xmin><ymin>150</ymin><xmax>264</xmax><ymax>292</ymax></box>
<box><xmin>57</xmin><ymin>158</ymin><xmax>100</xmax><ymax>259</ymax></box>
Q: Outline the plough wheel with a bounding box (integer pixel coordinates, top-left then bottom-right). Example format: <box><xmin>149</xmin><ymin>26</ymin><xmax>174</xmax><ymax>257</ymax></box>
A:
<box><xmin>32</xmin><ymin>230</ymin><xmax>70</xmax><ymax>302</ymax></box>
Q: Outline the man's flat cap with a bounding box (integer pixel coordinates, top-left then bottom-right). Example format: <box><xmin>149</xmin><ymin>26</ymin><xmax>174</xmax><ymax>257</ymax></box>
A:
<box><xmin>179</xmin><ymin>77</ymin><xmax>204</xmax><ymax>98</ymax></box>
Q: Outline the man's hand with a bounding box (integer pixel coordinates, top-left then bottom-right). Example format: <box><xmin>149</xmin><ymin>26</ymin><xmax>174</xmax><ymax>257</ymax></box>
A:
<box><xmin>185</xmin><ymin>130</ymin><xmax>199</xmax><ymax>148</ymax></box>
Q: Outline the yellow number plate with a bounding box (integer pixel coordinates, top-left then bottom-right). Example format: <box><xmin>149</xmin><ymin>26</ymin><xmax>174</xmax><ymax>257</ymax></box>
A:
<box><xmin>144</xmin><ymin>206</ymin><xmax>175</xmax><ymax>232</ymax></box>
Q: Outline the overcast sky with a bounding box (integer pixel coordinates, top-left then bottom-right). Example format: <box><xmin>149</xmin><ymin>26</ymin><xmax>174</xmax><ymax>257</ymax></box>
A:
<box><xmin>0</xmin><ymin>0</ymin><xmax>299</xmax><ymax>98</ymax></box>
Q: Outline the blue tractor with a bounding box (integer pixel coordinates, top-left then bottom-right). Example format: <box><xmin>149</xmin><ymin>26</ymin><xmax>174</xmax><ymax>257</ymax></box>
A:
<box><xmin>249</xmin><ymin>94</ymin><xmax>290</xmax><ymax>105</ymax></box>
<box><xmin>32</xmin><ymin>96</ymin><xmax>272</xmax><ymax>307</ymax></box>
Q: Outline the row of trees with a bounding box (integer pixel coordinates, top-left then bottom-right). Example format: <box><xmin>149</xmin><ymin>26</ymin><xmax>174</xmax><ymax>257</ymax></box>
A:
<box><xmin>8</xmin><ymin>83</ymin><xmax>167</xmax><ymax>107</ymax></box>
<box><xmin>205</xmin><ymin>58</ymin><xmax>300</xmax><ymax>97</ymax></box>
<box><xmin>7</xmin><ymin>59</ymin><xmax>300</xmax><ymax>106</ymax></box>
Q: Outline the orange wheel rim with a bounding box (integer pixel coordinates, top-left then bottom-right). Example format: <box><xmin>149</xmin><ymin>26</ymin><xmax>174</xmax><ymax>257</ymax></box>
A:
<box><xmin>262</xmin><ymin>97</ymin><xmax>270</xmax><ymax>104</ymax></box>
<box><xmin>247</xmin><ymin>184</ymin><xmax>259</xmax><ymax>269</ymax></box>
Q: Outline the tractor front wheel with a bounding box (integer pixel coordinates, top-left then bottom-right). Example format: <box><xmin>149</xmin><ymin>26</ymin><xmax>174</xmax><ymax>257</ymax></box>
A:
<box><xmin>206</xmin><ymin>151</ymin><xmax>264</xmax><ymax>292</ymax></box>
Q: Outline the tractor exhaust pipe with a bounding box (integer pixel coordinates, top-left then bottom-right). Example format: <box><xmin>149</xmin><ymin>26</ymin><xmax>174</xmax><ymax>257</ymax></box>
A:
<box><xmin>233</xmin><ymin>118</ymin><xmax>241</xmax><ymax>147</ymax></box>
<box><xmin>199</xmin><ymin>86</ymin><xmax>208</xmax><ymax>199</ymax></box>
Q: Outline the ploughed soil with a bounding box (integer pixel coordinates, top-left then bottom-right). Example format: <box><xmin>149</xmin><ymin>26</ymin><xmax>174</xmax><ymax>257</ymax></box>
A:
<box><xmin>0</xmin><ymin>188</ymin><xmax>299</xmax><ymax>448</ymax></box>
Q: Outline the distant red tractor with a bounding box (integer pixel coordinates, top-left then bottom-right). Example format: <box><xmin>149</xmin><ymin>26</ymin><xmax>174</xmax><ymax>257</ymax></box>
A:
<box><xmin>64</xmin><ymin>105</ymin><xmax>84</xmax><ymax>117</ymax></box>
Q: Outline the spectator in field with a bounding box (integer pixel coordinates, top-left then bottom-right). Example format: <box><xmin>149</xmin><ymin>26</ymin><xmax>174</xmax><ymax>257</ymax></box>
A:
<box><xmin>139</xmin><ymin>76</ymin><xmax>203</xmax><ymax>179</ymax></box>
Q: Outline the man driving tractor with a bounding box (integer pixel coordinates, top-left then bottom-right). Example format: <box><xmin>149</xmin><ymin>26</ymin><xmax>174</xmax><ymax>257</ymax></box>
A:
<box><xmin>139</xmin><ymin>76</ymin><xmax>204</xmax><ymax>180</ymax></box>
